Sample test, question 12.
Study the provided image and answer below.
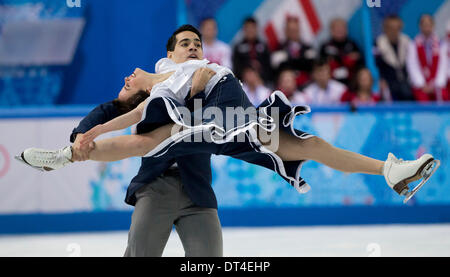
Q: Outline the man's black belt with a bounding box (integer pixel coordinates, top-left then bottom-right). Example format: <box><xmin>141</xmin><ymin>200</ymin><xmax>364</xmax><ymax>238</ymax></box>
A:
<box><xmin>161</xmin><ymin>166</ymin><xmax>181</xmax><ymax>178</ymax></box>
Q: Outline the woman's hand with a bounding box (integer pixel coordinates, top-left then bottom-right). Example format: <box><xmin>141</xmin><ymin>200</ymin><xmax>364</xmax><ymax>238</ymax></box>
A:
<box><xmin>190</xmin><ymin>68</ymin><xmax>216</xmax><ymax>98</ymax></box>
<box><xmin>79</xmin><ymin>124</ymin><xmax>105</xmax><ymax>146</ymax></box>
<box><xmin>71</xmin><ymin>133</ymin><xmax>95</xmax><ymax>161</ymax></box>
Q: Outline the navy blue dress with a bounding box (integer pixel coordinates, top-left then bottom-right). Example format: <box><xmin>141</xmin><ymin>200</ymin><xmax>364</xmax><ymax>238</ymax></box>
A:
<box><xmin>136</xmin><ymin>74</ymin><xmax>315</xmax><ymax>194</ymax></box>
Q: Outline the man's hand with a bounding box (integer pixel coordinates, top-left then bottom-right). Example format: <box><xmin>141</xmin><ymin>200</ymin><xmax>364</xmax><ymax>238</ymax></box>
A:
<box><xmin>79</xmin><ymin>124</ymin><xmax>105</xmax><ymax>146</ymax></box>
<box><xmin>72</xmin><ymin>133</ymin><xmax>95</xmax><ymax>161</ymax></box>
<box><xmin>190</xmin><ymin>68</ymin><xmax>216</xmax><ymax>98</ymax></box>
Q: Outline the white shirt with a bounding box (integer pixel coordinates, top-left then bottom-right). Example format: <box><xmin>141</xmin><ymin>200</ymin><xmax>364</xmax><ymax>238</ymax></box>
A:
<box><xmin>447</xmin><ymin>38</ymin><xmax>450</xmax><ymax>79</ymax></box>
<box><xmin>406</xmin><ymin>37</ymin><xmax>448</xmax><ymax>89</ymax></box>
<box><xmin>202</xmin><ymin>40</ymin><xmax>233</xmax><ymax>70</ymax></box>
<box><xmin>150</xmin><ymin>58</ymin><xmax>234</xmax><ymax>105</ymax></box>
<box><xmin>298</xmin><ymin>80</ymin><xmax>347</xmax><ymax>105</ymax></box>
<box><xmin>242</xmin><ymin>84</ymin><xmax>271</xmax><ymax>106</ymax></box>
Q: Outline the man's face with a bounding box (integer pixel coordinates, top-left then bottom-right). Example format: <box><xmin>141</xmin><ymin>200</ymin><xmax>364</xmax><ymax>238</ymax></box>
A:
<box><xmin>243</xmin><ymin>22</ymin><xmax>258</xmax><ymax>41</ymax></box>
<box><xmin>285</xmin><ymin>19</ymin><xmax>300</xmax><ymax>42</ymax></box>
<box><xmin>118</xmin><ymin>68</ymin><xmax>148</xmax><ymax>101</ymax></box>
<box><xmin>200</xmin><ymin>19</ymin><xmax>218</xmax><ymax>41</ymax></box>
<box><xmin>331</xmin><ymin>19</ymin><xmax>348</xmax><ymax>42</ymax></box>
<box><xmin>420</xmin><ymin>16</ymin><xmax>434</xmax><ymax>37</ymax></box>
<box><xmin>384</xmin><ymin>19</ymin><xmax>402</xmax><ymax>41</ymax></box>
<box><xmin>168</xmin><ymin>31</ymin><xmax>204</xmax><ymax>64</ymax></box>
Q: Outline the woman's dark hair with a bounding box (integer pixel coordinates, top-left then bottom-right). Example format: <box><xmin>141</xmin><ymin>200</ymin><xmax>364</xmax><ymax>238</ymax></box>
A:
<box><xmin>112</xmin><ymin>90</ymin><xmax>149</xmax><ymax>115</ymax></box>
<box><xmin>349</xmin><ymin>67</ymin><xmax>373</xmax><ymax>92</ymax></box>
<box><xmin>166</xmin><ymin>24</ymin><xmax>203</xmax><ymax>52</ymax></box>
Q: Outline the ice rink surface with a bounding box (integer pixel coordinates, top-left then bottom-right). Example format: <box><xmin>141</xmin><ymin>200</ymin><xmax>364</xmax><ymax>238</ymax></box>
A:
<box><xmin>0</xmin><ymin>224</ymin><xmax>449</xmax><ymax>257</ymax></box>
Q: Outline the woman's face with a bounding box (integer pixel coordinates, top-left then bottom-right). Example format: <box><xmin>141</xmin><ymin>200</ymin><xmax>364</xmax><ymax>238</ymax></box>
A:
<box><xmin>312</xmin><ymin>65</ymin><xmax>331</xmax><ymax>85</ymax></box>
<box><xmin>242</xmin><ymin>68</ymin><xmax>260</xmax><ymax>86</ymax></box>
<box><xmin>118</xmin><ymin>68</ymin><xmax>148</xmax><ymax>101</ymax></box>
<box><xmin>278</xmin><ymin>70</ymin><xmax>297</xmax><ymax>97</ymax></box>
<box><xmin>357</xmin><ymin>69</ymin><xmax>373</xmax><ymax>90</ymax></box>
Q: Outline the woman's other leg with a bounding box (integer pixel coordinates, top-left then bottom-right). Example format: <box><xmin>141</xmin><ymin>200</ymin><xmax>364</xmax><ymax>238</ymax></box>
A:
<box><xmin>263</xmin><ymin>129</ymin><xmax>384</xmax><ymax>175</ymax></box>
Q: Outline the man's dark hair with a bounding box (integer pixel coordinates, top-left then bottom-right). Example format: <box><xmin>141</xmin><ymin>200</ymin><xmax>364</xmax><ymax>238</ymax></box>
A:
<box><xmin>383</xmin><ymin>14</ymin><xmax>403</xmax><ymax>28</ymax></box>
<box><xmin>384</xmin><ymin>14</ymin><xmax>402</xmax><ymax>21</ymax></box>
<box><xmin>112</xmin><ymin>90</ymin><xmax>149</xmax><ymax>115</ymax></box>
<box><xmin>199</xmin><ymin>17</ymin><xmax>216</xmax><ymax>26</ymax></box>
<box><xmin>166</xmin><ymin>24</ymin><xmax>203</xmax><ymax>52</ymax></box>
<box><xmin>312</xmin><ymin>58</ymin><xmax>329</xmax><ymax>71</ymax></box>
<box><xmin>419</xmin><ymin>14</ymin><xmax>434</xmax><ymax>25</ymax></box>
<box><xmin>243</xmin><ymin>17</ymin><xmax>257</xmax><ymax>26</ymax></box>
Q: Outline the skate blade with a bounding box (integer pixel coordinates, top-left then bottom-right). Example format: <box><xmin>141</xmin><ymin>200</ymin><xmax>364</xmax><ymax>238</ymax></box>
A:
<box><xmin>403</xmin><ymin>159</ymin><xmax>440</xmax><ymax>204</ymax></box>
<box><xmin>14</xmin><ymin>155</ymin><xmax>47</xmax><ymax>172</ymax></box>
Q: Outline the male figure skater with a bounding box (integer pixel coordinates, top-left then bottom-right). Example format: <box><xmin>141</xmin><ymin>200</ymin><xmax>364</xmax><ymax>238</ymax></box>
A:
<box><xmin>38</xmin><ymin>50</ymin><xmax>222</xmax><ymax>256</ymax></box>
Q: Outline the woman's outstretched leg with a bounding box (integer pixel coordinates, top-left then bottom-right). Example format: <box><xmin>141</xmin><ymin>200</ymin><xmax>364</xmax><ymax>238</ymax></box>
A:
<box><xmin>263</xmin><ymin>129</ymin><xmax>384</xmax><ymax>175</ymax></box>
<box><xmin>261</xmin><ymin>128</ymin><xmax>438</xmax><ymax>199</ymax></box>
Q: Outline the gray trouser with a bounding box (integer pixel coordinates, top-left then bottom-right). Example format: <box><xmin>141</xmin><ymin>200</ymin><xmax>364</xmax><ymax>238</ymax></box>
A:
<box><xmin>123</xmin><ymin>176</ymin><xmax>223</xmax><ymax>257</ymax></box>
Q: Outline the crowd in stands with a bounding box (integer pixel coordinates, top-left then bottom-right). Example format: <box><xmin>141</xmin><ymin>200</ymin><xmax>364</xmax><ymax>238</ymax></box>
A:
<box><xmin>197</xmin><ymin>14</ymin><xmax>450</xmax><ymax>106</ymax></box>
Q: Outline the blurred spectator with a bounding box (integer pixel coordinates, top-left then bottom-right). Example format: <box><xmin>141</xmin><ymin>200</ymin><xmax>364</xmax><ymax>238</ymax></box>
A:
<box><xmin>406</xmin><ymin>14</ymin><xmax>449</xmax><ymax>102</ymax></box>
<box><xmin>233</xmin><ymin>17</ymin><xmax>273</xmax><ymax>84</ymax></box>
<box><xmin>241</xmin><ymin>66</ymin><xmax>271</xmax><ymax>106</ymax></box>
<box><xmin>200</xmin><ymin>17</ymin><xmax>233</xmax><ymax>69</ymax></box>
<box><xmin>320</xmin><ymin>18</ymin><xmax>364</xmax><ymax>86</ymax></box>
<box><xmin>375</xmin><ymin>15</ymin><xmax>413</xmax><ymax>101</ymax></box>
<box><xmin>446</xmin><ymin>21</ymin><xmax>450</xmax><ymax>94</ymax></box>
<box><xmin>299</xmin><ymin>59</ymin><xmax>347</xmax><ymax>105</ymax></box>
<box><xmin>276</xmin><ymin>68</ymin><xmax>303</xmax><ymax>101</ymax></box>
<box><xmin>342</xmin><ymin>68</ymin><xmax>380</xmax><ymax>105</ymax></box>
<box><xmin>271</xmin><ymin>16</ymin><xmax>316</xmax><ymax>87</ymax></box>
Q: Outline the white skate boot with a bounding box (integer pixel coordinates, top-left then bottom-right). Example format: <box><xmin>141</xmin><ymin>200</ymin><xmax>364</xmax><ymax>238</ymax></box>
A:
<box><xmin>383</xmin><ymin>153</ymin><xmax>440</xmax><ymax>203</ymax></box>
<box><xmin>15</xmin><ymin>146</ymin><xmax>73</xmax><ymax>171</ymax></box>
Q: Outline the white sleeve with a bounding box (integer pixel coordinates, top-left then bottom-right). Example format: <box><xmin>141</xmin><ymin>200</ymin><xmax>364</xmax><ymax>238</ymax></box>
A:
<box><xmin>300</xmin><ymin>86</ymin><xmax>314</xmax><ymax>104</ymax></box>
<box><xmin>406</xmin><ymin>41</ymin><xmax>426</xmax><ymax>88</ymax></box>
<box><xmin>163</xmin><ymin>68</ymin><xmax>190</xmax><ymax>94</ymax></box>
<box><xmin>222</xmin><ymin>44</ymin><xmax>233</xmax><ymax>70</ymax></box>
<box><xmin>435</xmin><ymin>42</ymin><xmax>448</xmax><ymax>88</ymax></box>
<box><xmin>164</xmin><ymin>61</ymin><xmax>207</xmax><ymax>94</ymax></box>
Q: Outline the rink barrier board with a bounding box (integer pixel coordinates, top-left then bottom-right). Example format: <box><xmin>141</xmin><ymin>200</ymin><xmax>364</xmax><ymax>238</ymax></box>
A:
<box><xmin>0</xmin><ymin>205</ymin><xmax>450</xmax><ymax>235</ymax></box>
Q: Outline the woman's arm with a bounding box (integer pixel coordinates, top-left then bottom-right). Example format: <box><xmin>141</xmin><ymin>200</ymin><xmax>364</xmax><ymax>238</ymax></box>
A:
<box><xmin>79</xmin><ymin>101</ymin><xmax>146</xmax><ymax>145</ymax></box>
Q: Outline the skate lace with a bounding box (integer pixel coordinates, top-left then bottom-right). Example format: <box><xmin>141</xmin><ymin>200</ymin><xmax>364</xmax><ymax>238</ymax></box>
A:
<box><xmin>34</xmin><ymin>150</ymin><xmax>66</xmax><ymax>165</ymax></box>
<box><xmin>395</xmin><ymin>158</ymin><xmax>413</xmax><ymax>164</ymax></box>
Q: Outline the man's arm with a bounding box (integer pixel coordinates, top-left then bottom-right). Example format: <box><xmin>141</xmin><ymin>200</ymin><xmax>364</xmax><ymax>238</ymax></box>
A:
<box><xmin>79</xmin><ymin>101</ymin><xmax>145</xmax><ymax>146</ymax></box>
<box><xmin>71</xmin><ymin>101</ymin><xmax>120</xmax><ymax>143</ymax></box>
<box><xmin>70</xmin><ymin>101</ymin><xmax>120</xmax><ymax>161</ymax></box>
